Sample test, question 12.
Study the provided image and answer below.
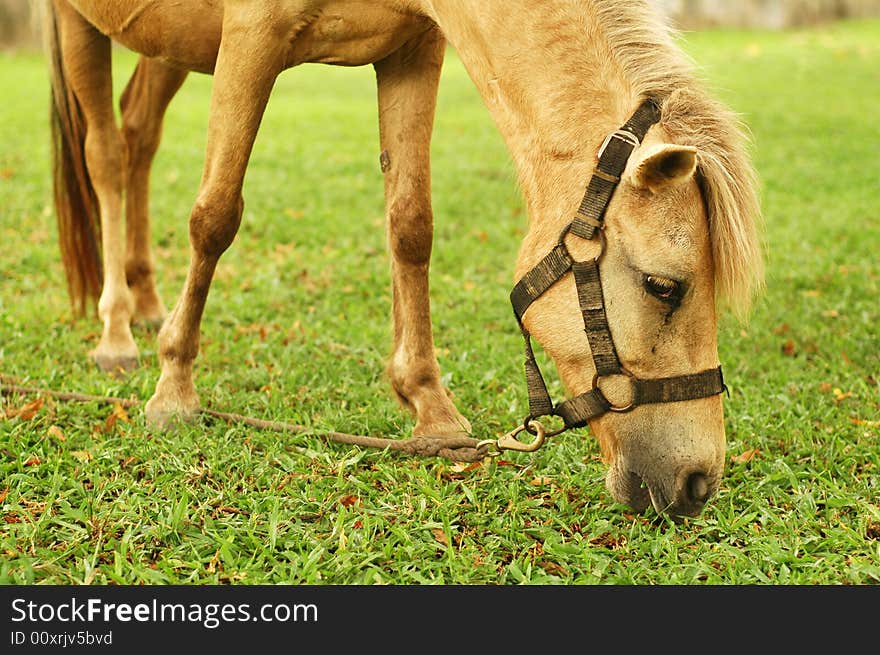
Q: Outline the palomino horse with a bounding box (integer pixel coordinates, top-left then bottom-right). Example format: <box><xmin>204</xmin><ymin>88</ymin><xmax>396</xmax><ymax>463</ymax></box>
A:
<box><xmin>37</xmin><ymin>0</ymin><xmax>762</xmax><ymax>517</ymax></box>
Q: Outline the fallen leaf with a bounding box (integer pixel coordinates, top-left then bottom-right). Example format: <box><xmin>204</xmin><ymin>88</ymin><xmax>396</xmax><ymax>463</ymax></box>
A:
<box><xmin>818</xmin><ymin>382</ymin><xmax>833</xmax><ymax>393</ymax></box>
<box><xmin>24</xmin><ymin>456</ymin><xmax>40</xmax><ymax>466</ymax></box>
<box><xmin>530</xmin><ymin>476</ymin><xmax>554</xmax><ymax>487</ymax></box>
<box><xmin>432</xmin><ymin>528</ymin><xmax>449</xmax><ymax>546</ymax></box>
<box><xmin>781</xmin><ymin>340</ymin><xmax>797</xmax><ymax>357</ymax></box>
<box><xmin>772</xmin><ymin>323</ymin><xmax>790</xmax><ymax>335</ymax></box>
<box><xmin>849</xmin><ymin>417</ymin><xmax>880</xmax><ymax>428</ymax></box>
<box><xmin>832</xmin><ymin>388</ymin><xmax>853</xmax><ymax>403</ymax></box>
<box><xmin>206</xmin><ymin>550</ymin><xmax>221</xmax><ymax>574</ymax></box>
<box><xmin>730</xmin><ymin>448</ymin><xmax>761</xmax><ymax>464</ymax></box>
<box><xmin>339</xmin><ymin>495</ymin><xmax>358</xmax><ymax>508</ymax></box>
<box><xmin>12</xmin><ymin>398</ymin><xmax>44</xmax><ymax>421</ymax></box>
<box><xmin>0</xmin><ymin>487</ymin><xmax>8</xmax><ymax>503</ymax></box>
<box><xmin>590</xmin><ymin>532</ymin><xmax>627</xmax><ymax>549</ymax></box>
<box><xmin>47</xmin><ymin>425</ymin><xmax>65</xmax><ymax>441</ymax></box>
<box><xmin>112</xmin><ymin>402</ymin><xmax>130</xmax><ymax>422</ymax></box>
<box><xmin>71</xmin><ymin>451</ymin><xmax>92</xmax><ymax>463</ymax></box>
<box><xmin>103</xmin><ymin>412</ymin><xmax>117</xmax><ymax>433</ymax></box>
<box><xmin>539</xmin><ymin>561</ymin><xmax>568</xmax><ymax>576</ymax></box>
<box><xmin>450</xmin><ymin>461</ymin><xmax>482</xmax><ymax>473</ymax></box>
<box><xmin>822</xmin><ymin>309</ymin><xmax>839</xmax><ymax>318</ymax></box>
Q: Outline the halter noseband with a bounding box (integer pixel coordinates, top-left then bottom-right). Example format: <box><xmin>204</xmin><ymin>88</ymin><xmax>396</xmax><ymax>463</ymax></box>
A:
<box><xmin>507</xmin><ymin>98</ymin><xmax>725</xmax><ymax>445</ymax></box>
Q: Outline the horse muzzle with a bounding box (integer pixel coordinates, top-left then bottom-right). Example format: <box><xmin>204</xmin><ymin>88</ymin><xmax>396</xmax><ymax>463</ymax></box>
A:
<box><xmin>606</xmin><ymin>456</ymin><xmax>721</xmax><ymax>518</ymax></box>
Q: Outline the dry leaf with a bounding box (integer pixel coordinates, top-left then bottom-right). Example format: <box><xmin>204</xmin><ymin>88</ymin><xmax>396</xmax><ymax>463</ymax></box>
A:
<box><xmin>0</xmin><ymin>487</ymin><xmax>8</xmax><ymax>503</ymax></box>
<box><xmin>781</xmin><ymin>340</ymin><xmax>797</xmax><ymax>357</ymax></box>
<box><xmin>339</xmin><ymin>495</ymin><xmax>358</xmax><ymax>508</ymax></box>
<box><xmin>530</xmin><ymin>476</ymin><xmax>554</xmax><ymax>487</ymax></box>
<box><xmin>112</xmin><ymin>402</ymin><xmax>130</xmax><ymax>422</ymax></box>
<box><xmin>24</xmin><ymin>456</ymin><xmax>40</xmax><ymax>467</ymax></box>
<box><xmin>432</xmin><ymin>528</ymin><xmax>449</xmax><ymax>546</ymax></box>
<box><xmin>832</xmin><ymin>388</ymin><xmax>853</xmax><ymax>403</ymax></box>
<box><xmin>539</xmin><ymin>561</ymin><xmax>568</xmax><ymax>577</ymax></box>
<box><xmin>818</xmin><ymin>382</ymin><xmax>833</xmax><ymax>393</ymax></box>
<box><xmin>730</xmin><ymin>448</ymin><xmax>761</xmax><ymax>464</ymax></box>
<box><xmin>71</xmin><ymin>451</ymin><xmax>92</xmax><ymax>463</ymax></box>
<box><xmin>47</xmin><ymin>425</ymin><xmax>65</xmax><ymax>441</ymax></box>
<box><xmin>104</xmin><ymin>413</ymin><xmax>118</xmax><ymax>433</ymax></box>
<box><xmin>14</xmin><ymin>398</ymin><xmax>44</xmax><ymax>421</ymax></box>
<box><xmin>849</xmin><ymin>417</ymin><xmax>880</xmax><ymax>428</ymax></box>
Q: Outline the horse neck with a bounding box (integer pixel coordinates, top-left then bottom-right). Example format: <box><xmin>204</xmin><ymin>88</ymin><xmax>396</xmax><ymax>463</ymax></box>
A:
<box><xmin>426</xmin><ymin>0</ymin><xmax>643</xmax><ymax>257</ymax></box>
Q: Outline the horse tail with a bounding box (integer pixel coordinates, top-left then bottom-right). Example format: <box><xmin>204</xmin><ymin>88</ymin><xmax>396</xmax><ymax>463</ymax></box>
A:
<box><xmin>37</xmin><ymin>0</ymin><xmax>102</xmax><ymax>316</ymax></box>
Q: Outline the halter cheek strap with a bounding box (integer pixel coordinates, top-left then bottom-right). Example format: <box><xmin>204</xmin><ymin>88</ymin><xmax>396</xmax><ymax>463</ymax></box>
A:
<box><xmin>510</xmin><ymin>98</ymin><xmax>726</xmax><ymax>435</ymax></box>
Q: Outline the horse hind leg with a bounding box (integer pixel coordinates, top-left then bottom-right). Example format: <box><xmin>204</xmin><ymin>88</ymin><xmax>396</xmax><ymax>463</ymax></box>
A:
<box><xmin>120</xmin><ymin>57</ymin><xmax>188</xmax><ymax>328</ymax></box>
<box><xmin>55</xmin><ymin>2</ymin><xmax>138</xmax><ymax>374</ymax></box>
<box><xmin>374</xmin><ymin>28</ymin><xmax>472</xmax><ymax>439</ymax></box>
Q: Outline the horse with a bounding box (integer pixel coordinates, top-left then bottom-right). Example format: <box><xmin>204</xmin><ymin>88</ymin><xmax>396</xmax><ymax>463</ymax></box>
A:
<box><xmin>35</xmin><ymin>0</ymin><xmax>763</xmax><ymax>518</ymax></box>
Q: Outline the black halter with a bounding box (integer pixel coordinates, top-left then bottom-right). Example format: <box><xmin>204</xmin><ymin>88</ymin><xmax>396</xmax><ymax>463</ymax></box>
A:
<box><xmin>509</xmin><ymin>98</ymin><xmax>725</xmax><ymax>439</ymax></box>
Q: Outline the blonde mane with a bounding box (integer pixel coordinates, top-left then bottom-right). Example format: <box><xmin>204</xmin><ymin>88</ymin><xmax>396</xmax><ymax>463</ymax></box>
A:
<box><xmin>592</xmin><ymin>0</ymin><xmax>765</xmax><ymax>316</ymax></box>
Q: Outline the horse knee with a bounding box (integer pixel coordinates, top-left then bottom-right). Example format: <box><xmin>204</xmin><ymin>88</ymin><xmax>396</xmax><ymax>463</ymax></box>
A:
<box><xmin>388</xmin><ymin>198</ymin><xmax>433</xmax><ymax>266</ymax></box>
<box><xmin>188</xmin><ymin>194</ymin><xmax>243</xmax><ymax>257</ymax></box>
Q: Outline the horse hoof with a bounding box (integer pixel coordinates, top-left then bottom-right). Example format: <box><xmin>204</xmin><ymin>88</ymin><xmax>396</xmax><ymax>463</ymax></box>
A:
<box><xmin>134</xmin><ymin>313</ymin><xmax>167</xmax><ymax>331</ymax></box>
<box><xmin>92</xmin><ymin>353</ymin><xmax>140</xmax><ymax>376</ymax></box>
<box><xmin>144</xmin><ymin>395</ymin><xmax>200</xmax><ymax>431</ymax></box>
<box><xmin>412</xmin><ymin>416</ymin><xmax>473</xmax><ymax>441</ymax></box>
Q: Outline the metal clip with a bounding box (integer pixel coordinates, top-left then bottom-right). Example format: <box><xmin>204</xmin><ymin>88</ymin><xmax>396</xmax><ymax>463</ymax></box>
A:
<box><xmin>477</xmin><ymin>420</ymin><xmax>547</xmax><ymax>457</ymax></box>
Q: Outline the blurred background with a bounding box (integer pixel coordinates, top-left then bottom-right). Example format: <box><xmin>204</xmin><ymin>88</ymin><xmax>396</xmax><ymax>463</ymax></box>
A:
<box><xmin>3</xmin><ymin>0</ymin><xmax>880</xmax><ymax>50</ymax></box>
<box><xmin>7</xmin><ymin>0</ymin><xmax>880</xmax><ymax>48</ymax></box>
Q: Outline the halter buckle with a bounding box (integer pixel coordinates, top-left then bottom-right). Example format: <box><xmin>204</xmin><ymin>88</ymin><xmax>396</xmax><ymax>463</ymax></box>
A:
<box><xmin>598</xmin><ymin>129</ymin><xmax>641</xmax><ymax>159</ymax></box>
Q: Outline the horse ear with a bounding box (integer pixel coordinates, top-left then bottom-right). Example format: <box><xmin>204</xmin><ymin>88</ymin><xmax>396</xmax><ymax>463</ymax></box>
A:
<box><xmin>628</xmin><ymin>143</ymin><xmax>698</xmax><ymax>193</ymax></box>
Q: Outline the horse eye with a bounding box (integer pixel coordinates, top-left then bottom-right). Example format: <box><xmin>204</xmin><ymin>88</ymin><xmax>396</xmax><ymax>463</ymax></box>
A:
<box><xmin>644</xmin><ymin>274</ymin><xmax>681</xmax><ymax>302</ymax></box>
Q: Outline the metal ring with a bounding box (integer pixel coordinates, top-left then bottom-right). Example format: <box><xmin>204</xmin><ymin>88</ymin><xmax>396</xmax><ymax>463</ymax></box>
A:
<box><xmin>523</xmin><ymin>415</ymin><xmax>567</xmax><ymax>438</ymax></box>
<box><xmin>593</xmin><ymin>228</ymin><xmax>607</xmax><ymax>263</ymax></box>
<box><xmin>592</xmin><ymin>367</ymin><xmax>637</xmax><ymax>413</ymax></box>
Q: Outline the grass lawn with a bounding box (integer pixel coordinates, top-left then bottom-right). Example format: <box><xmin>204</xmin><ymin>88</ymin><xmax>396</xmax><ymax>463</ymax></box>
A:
<box><xmin>0</xmin><ymin>19</ymin><xmax>878</xmax><ymax>585</ymax></box>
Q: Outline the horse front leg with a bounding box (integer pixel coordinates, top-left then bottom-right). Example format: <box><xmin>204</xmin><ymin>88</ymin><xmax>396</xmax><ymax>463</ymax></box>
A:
<box><xmin>120</xmin><ymin>57</ymin><xmax>188</xmax><ymax>328</ymax></box>
<box><xmin>144</xmin><ymin>7</ymin><xmax>284</xmax><ymax>428</ymax></box>
<box><xmin>375</xmin><ymin>28</ymin><xmax>472</xmax><ymax>438</ymax></box>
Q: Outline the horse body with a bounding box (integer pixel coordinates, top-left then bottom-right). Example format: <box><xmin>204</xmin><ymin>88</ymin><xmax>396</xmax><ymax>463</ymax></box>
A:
<box><xmin>65</xmin><ymin>1</ymin><xmax>432</xmax><ymax>72</ymax></box>
<box><xmin>37</xmin><ymin>0</ymin><xmax>762</xmax><ymax>517</ymax></box>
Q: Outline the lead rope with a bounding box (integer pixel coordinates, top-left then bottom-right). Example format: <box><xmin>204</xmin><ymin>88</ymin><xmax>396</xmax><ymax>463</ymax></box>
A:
<box><xmin>0</xmin><ymin>381</ymin><xmax>489</xmax><ymax>463</ymax></box>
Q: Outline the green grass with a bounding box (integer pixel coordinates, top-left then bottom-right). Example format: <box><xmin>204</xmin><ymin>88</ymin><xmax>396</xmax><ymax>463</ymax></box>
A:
<box><xmin>1</xmin><ymin>20</ymin><xmax>878</xmax><ymax>585</ymax></box>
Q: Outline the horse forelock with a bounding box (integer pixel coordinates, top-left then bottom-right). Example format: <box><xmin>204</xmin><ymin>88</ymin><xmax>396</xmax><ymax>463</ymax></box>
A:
<box><xmin>590</xmin><ymin>0</ymin><xmax>765</xmax><ymax>317</ymax></box>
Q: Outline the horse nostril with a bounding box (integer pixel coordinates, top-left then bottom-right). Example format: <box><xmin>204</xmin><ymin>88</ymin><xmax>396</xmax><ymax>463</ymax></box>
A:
<box><xmin>687</xmin><ymin>472</ymin><xmax>710</xmax><ymax>503</ymax></box>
